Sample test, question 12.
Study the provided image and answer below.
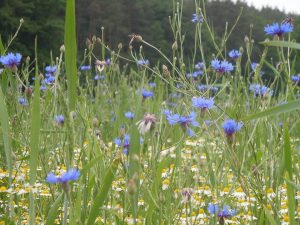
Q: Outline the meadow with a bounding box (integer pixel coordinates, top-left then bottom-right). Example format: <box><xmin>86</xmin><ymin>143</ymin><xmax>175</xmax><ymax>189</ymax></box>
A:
<box><xmin>0</xmin><ymin>1</ymin><xmax>300</xmax><ymax>225</ymax></box>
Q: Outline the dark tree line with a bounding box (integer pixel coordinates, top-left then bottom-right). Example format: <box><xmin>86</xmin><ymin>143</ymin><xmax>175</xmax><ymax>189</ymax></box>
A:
<box><xmin>0</xmin><ymin>0</ymin><xmax>299</xmax><ymax>66</ymax></box>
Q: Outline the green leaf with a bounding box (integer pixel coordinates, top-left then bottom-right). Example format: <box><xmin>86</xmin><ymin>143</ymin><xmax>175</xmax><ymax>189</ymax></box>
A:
<box><xmin>243</xmin><ymin>99</ymin><xmax>300</xmax><ymax>121</ymax></box>
<box><xmin>86</xmin><ymin>158</ymin><xmax>120</xmax><ymax>224</ymax></box>
<box><xmin>29</xmin><ymin>37</ymin><xmax>41</xmax><ymax>225</ymax></box>
<box><xmin>0</xmin><ymin>36</ymin><xmax>12</xmax><ymax>220</ymax></box>
<box><xmin>0</xmin><ymin>86</ymin><xmax>11</xmax><ymax>176</ymax></box>
<box><xmin>29</xmin><ymin>47</ymin><xmax>41</xmax><ymax>185</ymax></box>
<box><xmin>45</xmin><ymin>193</ymin><xmax>64</xmax><ymax>225</ymax></box>
<box><xmin>65</xmin><ymin>0</ymin><xmax>77</xmax><ymax>111</ymax></box>
<box><xmin>283</xmin><ymin>126</ymin><xmax>295</xmax><ymax>225</ymax></box>
<box><xmin>260</xmin><ymin>40</ymin><xmax>300</xmax><ymax>50</ymax></box>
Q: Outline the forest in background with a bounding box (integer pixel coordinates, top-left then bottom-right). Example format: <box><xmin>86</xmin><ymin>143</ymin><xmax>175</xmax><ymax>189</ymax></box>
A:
<box><xmin>0</xmin><ymin>0</ymin><xmax>299</xmax><ymax>68</ymax></box>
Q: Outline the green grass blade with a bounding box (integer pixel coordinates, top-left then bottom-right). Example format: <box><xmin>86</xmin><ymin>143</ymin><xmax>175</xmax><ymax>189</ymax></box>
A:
<box><xmin>0</xmin><ymin>36</ymin><xmax>8</xmax><ymax>94</ymax></box>
<box><xmin>80</xmin><ymin>155</ymin><xmax>103</xmax><ymax>176</ymax></box>
<box><xmin>65</xmin><ymin>0</ymin><xmax>77</xmax><ymax>111</ymax></box>
<box><xmin>0</xmin><ymin>35</ymin><xmax>13</xmax><ymax>215</ymax></box>
<box><xmin>260</xmin><ymin>40</ymin><xmax>300</xmax><ymax>50</ymax></box>
<box><xmin>145</xmin><ymin>158</ymin><xmax>172</xmax><ymax>222</ymax></box>
<box><xmin>0</xmin><ymin>35</ymin><xmax>4</xmax><ymax>53</ymax></box>
<box><xmin>283</xmin><ymin>126</ymin><xmax>295</xmax><ymax>225</ymax></box>
<box><xmin>0</xmin><ymin>87</ymin><xmax>11</xmax><ymax>176</ymax></box>
<box><xmin>69</xmin><ymin>188</ymin><xmax>82</xmax><ymax>224</ymax></box>
<box><xmin>283</xmin><ymin>126</ymin><xmax>293</xmax><ymax>182</ymax></box>
<box><xmin>0</xmin><ymin>85</ymin><xmax>12</xmax><ymax>215</ymax></box>
<box><xmin>29</xmin><ymin>37</ymin><xmax>41</xmax><ymax>225</ymax></box>
<box><xmin>263</xmin><ymin>206</ymin><xmax>278</xmax><ymax>225</ymax></box>
<box><xmin>86</xmin><ymin>157</ymin><xmax>120</xmax><ymax>224</ymax></box>
<box><xmin>243</xmin><ymin>99</ymin><xmax>300</xmax><ymax>121</ymax></box>
<box><xmin>45</xmin><ymin>193</ymin><xmax>64</xmax><ymax>225</ymax></box>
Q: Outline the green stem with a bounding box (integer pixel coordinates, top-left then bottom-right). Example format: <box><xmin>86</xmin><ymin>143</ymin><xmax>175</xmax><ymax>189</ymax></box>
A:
<box><xmin>63</xmin><ymin>192</ymin><xmax>69</xmax><ymax>225</ymax></box>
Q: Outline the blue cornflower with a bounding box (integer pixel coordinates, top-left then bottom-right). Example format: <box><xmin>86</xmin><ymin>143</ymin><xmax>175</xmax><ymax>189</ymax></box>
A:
<box><xmin>197</xmin><ymin>85</ymin><xmax>219</xmax><ymax>93</ymax></box>
<box><xmin>192</xmin><ymin>97</ymin><xmax>214</xmax><ymax>114</ymax></box>
<box><xmin>228</xmin><ymin>50</ymin><xmax>241</xmax><ymax>59</ymax></box>
<box><xmin>176</xmin><ymin>83</ymin><xmax>183</xmax><ymax>89</ymax></box>
<box><xmin>105</xmin><ymin>58</ymin><xmax>111</xmax><ymax>66</ymax></box>
<box><xmin>141</xmin><ymin>89</ymin><xmax>153</xmax><ymax>99</ymax></box>
<box><xmin>18</xmin><ymin>97</ymin><xmax>28</xmax><ymax>106</ymax></box>
<box><xmin>279</xmin><ymin>122</ymin><xmax>283</xmax><ymax>128</ymax></box>
<box><xmin>55</xmin><ymin>115</ymin><xmax>65</xmax><ymax>125</ymax></box>
<box><xmin>249</xmin><ymin>84</ymin><xmax>273</xmax><ymax>97</ymax></box>
<box><xmin>0</xmin><ymin>53</ymin><xmax>22</xmax><ymax>69</ymax></box>
<box><xmin>197</xmin><ymin>85</ymin><xmax>207</xmax><ymax>92</ymax></box>
<box><xmin>164</xmin><ymin>110</ymin><xmax>180</xmax><ymax>125</ymax></box>
<box><xmin>114</xmin><ymin>137</ymin><xmax>122</xmax><ymax>147</ymax></box>
<box><xmin>140</xmin><ymin>137</ymin><xmax>144</xmax><ymax>144</ymax></box>
<box><xmin>291</xmin><ymin>75</ymin><xmax>300</xmax><ymax>83</ymax></box>
<box><xmin>94</xmin><ymin>74</ymin><xmax>105</xmax><ymax>80</ymax></box>
<box><xmin>44</xmin><ymin>73</ymin><xmax>52</xmax><ymax>78</ymax></box>
<box><xmin>80</xmin><ymin>65</ymin><xmax>91</xmax><ymax>71</ymax></box>
<box><xmin>125</xmin><ymin>111</ymin><xmax>135</xmax><ymax>119</ymax></box>
<box><xmin>110</xmin><ymin>111</ymin><xmax>116</xmax><ymax>123</ymax></box>
<box><xmin>137</xmin><ymin>59</ymin><xmax>149</xmax><ymax>66</ymax></box>
<box><xmin>45</xmin><ymin>76</ymin><xmax>55</xmax><ymax>85</ymax></box>
<box><xmin>187</xmin><ymin>70</ymin><xmax>203</xmax><ymax>78</ymax></box>
<box><xmin>45</xmin><ymin>65</ymin><xmax>56</xmax><ymax>74</ymax></box>
<box><xmin>149</xmin><ymin>82</ymin><xmax>156</xmax><ymax>88</ymax></box>
<box><xmin>204</xmin><ymin>120</ymin><xmax>212</xmax><ymax>126</ymax></box>
<box><xmin>208</xmin><ymin>203</ymin><xmax>219</xmax><ymax>214</ymax></box>
<box><xmin>195</xmin><ymin>62</ymin><xmax>204</xmax><ymax>70</ymax></box>
<box><xmin>40</xmin><ymin>85</ymin><xmax>47</xmax><ymax>91</ymax></box>
<box><xmin>251</xmin><ymin>62</ymin><xmax>258</xmax><ymax>71</ymax></box>
<box><xmin>217</xmin><ymin>205</ymin><xmax>236</xmax><ymax>218</ymax></box>
<box><xmin>222</xmin><ymin>119</ymin><xmax>243</xmax><ymax>136</ymax></box>
<box><xmin>264</xmin><ymin>22</ymin><xmax>293</xmax><ymax>37</ymax></box>
<box><xmin>251</xmin><ymin>63</ymin><xmax>265</xmax><ymax>76</ymax></box>
<box><xmin>170</xmin><ymin>92</ymin><xmax>181</xmax><ymax>99</ymax></box>
<box><xmin>211</xmin><ymin>59</ymin><xmax>233</xmax><ymax>74</ymax></box>
<box><xmin>208</xmin><ymin>204</ymin><xmax>236</xmax><ymax>223</ymax></box>
<box><xmin>46</xmin><ymin>168</ymin><xmax>80</xmax><ymax>184</ymax></box>
<box><xmin>192</xmin><ymin>13</ymin><xmax>204</xmax><ymax>23</ymax></box>
<box><xmin>186</xmin><ymin>72</ymin><xmax>193</xmax><ymax>78</ymax></box>
<box><xmin>114</xmin><ymin>134</ymin><xmax>130</xmax><ymax>155</ymax></box>
<box><xmin>165</xmin><ymin>110</ymin><xmax>198</xmax><ymax>136</ymax></box>
<box><xmin>177</xmin><ymin>113</ymin><xmax>198</xmax><ymax>136</ymax></box>
<box><xmin>260</xmin><ymin>86</ymin><xmax>273</xmax><ymax>96</ymax></box>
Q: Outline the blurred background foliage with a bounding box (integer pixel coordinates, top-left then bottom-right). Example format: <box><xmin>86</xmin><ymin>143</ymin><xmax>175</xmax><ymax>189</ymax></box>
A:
<box><xmin>0</xmin><ymin>0</ymin><xmax>299</xmax><ymax>68</ymax></box>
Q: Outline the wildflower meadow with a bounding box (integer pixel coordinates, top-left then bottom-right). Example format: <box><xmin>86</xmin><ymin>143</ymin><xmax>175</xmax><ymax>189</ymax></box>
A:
<box><xmin>0</xmin><ymin>0</ymin><xmax>300</xmax><ymax>224</ymax></box>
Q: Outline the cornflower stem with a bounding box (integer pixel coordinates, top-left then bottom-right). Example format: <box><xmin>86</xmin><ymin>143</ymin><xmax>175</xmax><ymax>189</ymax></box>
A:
<box><xmin>101</xmin><ymin>27</ymin><xmax>105</xmax><ymax>60</ymax></box>
<box><xmin>15</xmin><ymin>71</ymin><xmax>26</xmax><ymax>88</ymax></box>
<box><xmin>193</xmin><ymin>21</ymin><xmax>198</xmax><ymax>64</ymax></box>
<box><xmin>197</xmin><ymin>23</ymin><xmax>209</xmax><ymax>85</ymax></box>
<box><xmin>201</xmin><ymin>0</ymin><xmax>223</xmax><ymax>58</ymax></box>
<box><xmin>176</xmin><ymin>2</ymin><xmax>184</xmax><ymax>67</ymax></box>
<box><xmin>141</xmin><ymin>40</ymin><xmax>181</xmax><ymax>77</ymax></box>
<box><xmin>54</xmin><ymin>51</ymin><xmax>64</xmax><ymax>114</ymax></box>
<box><xmin>5</xmin><ymin>20</ymin><xmax>23</xmax><ymax>51</ymax></box>
<box><xmin>63</xmin><ymin>191</ymin><xmax>69</xmax><ymax>225</ymax></box>
<box><xmin>285</xmin><ymin>34</ymin><xmax>292</xmax><ymax>100</ymax></box>
<box><xmin>9</xmin><ymin>72</ymin><xmax>17</xmax><ymax>100</ymax></box>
